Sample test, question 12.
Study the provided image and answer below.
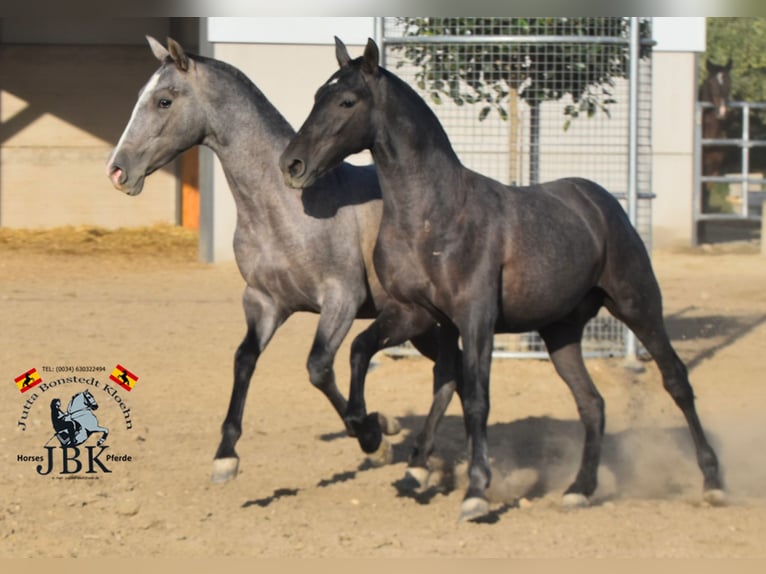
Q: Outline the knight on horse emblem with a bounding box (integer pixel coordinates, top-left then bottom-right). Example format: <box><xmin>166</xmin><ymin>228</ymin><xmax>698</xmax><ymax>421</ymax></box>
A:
<box><xmin>49</xmin><ymin>390</ymin><xmax>109</xmax><ymax>447</ymax></box>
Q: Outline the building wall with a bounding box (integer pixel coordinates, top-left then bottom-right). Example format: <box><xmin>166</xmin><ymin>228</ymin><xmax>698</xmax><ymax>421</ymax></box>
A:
<box><xmin>650</xmin><ymin>51</ymin><xmax>698</xmax><ymax>248</ymax></box>
<box><xmin>0</xmin><ymin>44</ymin><xmax>177</xmax><ymax>228</ymax></box>
<box><xmin>0</xmin><ymin>18</ymin><xmax>199</xmax><ymax>230</ymax></box>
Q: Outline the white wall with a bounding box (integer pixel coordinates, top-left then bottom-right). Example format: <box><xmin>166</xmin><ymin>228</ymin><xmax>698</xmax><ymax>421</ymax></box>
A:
<box><xmin>651</xmin><ymin>17</ymin><xmax>705</xmax><ymax>247</ymax></box>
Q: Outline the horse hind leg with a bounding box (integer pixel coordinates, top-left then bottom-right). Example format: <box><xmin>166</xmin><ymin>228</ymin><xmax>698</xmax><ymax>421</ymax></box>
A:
<box><xmin>539</xmin><ymin>319</ymin><xmax>605</xmax><ymax>508</ymax></box>
<box><xmin>95</xmin><ymin>426</ymin><xmax>109</xmax><ymax>446</ymax></box>
<box><xmin>404</xmin><ymin>323</ymin><xmax>461</xmax><ymax>490</ymax></box>
<box><xmin>603</xmin><ymin>275</ymin><xmax>724</xmax><ymax>504</ymax></box>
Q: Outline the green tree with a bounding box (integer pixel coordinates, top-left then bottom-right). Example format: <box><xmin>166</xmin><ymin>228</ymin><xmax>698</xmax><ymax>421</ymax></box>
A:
<box><xmin>703</xmin><ymin>18</ymin><xmax>766</xmax><ymax>174</ymax></box>
<box><xmin>704</xmin><ymin>17</ymin><xmax>766</xmax><ymax>102</ymax></box>
<box><xmin>391</xmin><ymin>17</ymin><xmax>651</xmax><ymax>183</ymax></box>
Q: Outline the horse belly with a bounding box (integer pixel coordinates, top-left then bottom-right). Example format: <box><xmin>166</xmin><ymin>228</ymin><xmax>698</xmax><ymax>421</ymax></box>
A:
<box><xmin>499</xmin><ymin>256</ymin><xmax>600</xmax><ymax>332</ymax></box>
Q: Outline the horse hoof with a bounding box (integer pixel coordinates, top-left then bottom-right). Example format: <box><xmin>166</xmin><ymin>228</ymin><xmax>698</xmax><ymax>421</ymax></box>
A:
<box><xmin>367</xmin><ymin>437</ymin><xmax>393</xmax><ymax>467</ymax></box>
<box><xmin>211</xmin><ymin>457</ymin><xmax>239</xmax><ymax>484</ymax></box>
<box><xmin>459</xmin><ymin>497</ymin><xmax>490</xmax><ymax>523</ymax></box>
<box><xmin>561</xmin><ymin>493</ymin><xmax>590</xmax><ymax>508</ymax></box>
<box><xmin>703</xmin><ymin>489</ymin><xmax>727</xmax><ymax>507</ymax></box>
<box><xmin>378</xmin><ymin>413</ymin><xmax>401</xmax><ymax>436</ymax></box>
<box><xmin>404</xmin><ymin>466</ymin><xmax>430</xmax><ymax>490</ymax></box>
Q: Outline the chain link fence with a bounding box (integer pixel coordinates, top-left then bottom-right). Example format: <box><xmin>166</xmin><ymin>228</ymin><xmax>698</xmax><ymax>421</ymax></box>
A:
<box><xmin>378</xmin><ymin>17</ymin><xmax>654</xmax><ymax>358</ymax></box>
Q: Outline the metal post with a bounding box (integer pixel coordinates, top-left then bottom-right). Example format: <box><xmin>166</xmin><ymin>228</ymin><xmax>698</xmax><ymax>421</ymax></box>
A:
<box><xmin>374</xmin><ymin>17</ymin><xmax>384</xmax><ymax>65</ymax></box>
<box><xmin>625</xmin><ymin>17</ymin><xmax>640</xmax><ymax>364</ymax></box>
<box><xmin>741</xmin><ymin>102</ymin><xmax>751</xmax><ymax>218</ymax></box>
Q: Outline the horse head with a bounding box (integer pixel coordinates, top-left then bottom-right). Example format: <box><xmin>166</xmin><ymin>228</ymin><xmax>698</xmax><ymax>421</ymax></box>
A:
<box><xmin>702</xmin><ymin>58</ymin><xmax>732</xmax><ymax>120</ymax></box>
<box><xmin>280</xmin><ymin>37</ymin><xmax>379</xmax><ymax>189</ymax></box>
<box><xmin>106</xmin><ymin>36</ymin><xmax>206</xmax><ymax>196</ymax></box>
<box><xmin>82</xmin><ymin>389</ymin><xmax>99</xmax><ymax>411</ymax></box>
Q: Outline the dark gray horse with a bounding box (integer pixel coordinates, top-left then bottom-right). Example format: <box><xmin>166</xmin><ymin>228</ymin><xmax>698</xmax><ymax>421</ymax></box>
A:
<box><xmin>699</xmin><ymin>58</ymin><xmax>733</xmax><ymax>212</ymax></box>
<box><xmin>106</xmin><ymin>37</ymin><xmax>455</xmax><ymax>483</ymax></box>
<box><xmin>280</xmin><ymin>37</ymin><xmax>725</xmax><ymax>522</ymax></box>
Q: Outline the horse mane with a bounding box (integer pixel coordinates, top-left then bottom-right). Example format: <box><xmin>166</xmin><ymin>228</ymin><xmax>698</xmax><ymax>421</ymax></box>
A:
<box><xmin>374</xmin><ymin>64</ymin><xmax>460</xmax><ymax>160</ymax></box>
<box><xmin>188</xmin><ymin>52</ymin><xmax>296</xmax><ymax>139</ymax></box>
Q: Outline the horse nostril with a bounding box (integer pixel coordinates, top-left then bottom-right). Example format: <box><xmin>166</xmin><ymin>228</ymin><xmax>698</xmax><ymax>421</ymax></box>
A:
<box><xmin>108</xmin><ymin>165</ymin><xmax>127</xmax><ymax>189</ymax></box>
<box><xmin>288</xmin><ymin>158</ymin><xmax>306</xmax><ymax>179</ymax></box>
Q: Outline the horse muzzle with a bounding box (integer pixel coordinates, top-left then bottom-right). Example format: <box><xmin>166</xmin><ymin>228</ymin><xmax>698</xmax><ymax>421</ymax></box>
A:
<box><xmin>107</xmin><ymin>165</ymin><xmax>126</xmax><ymax>190</ymax></box>
<box><xmin>106</xmin><ymin>163</ymin><xmax>145</xmax><ymax>196</ymax></box>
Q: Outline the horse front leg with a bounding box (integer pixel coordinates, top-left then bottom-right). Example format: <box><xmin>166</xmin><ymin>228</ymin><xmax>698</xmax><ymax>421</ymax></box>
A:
<box><xmin>212</xmin><ymin>288</ymin><xmax>284</xmax><ymax>483</ymax></box>
<box><xmin>456</xmin><ymin>308</ymin><xmax>496</xmax><ymax>523</ymax></box>
<box><xmin>307</xmin><ymin>292</ymin><xmax>400</xmax><ymax>441</ymax></box>
<box><xmin>345</xmin><ymin>303</ymin><xmax>435</xmax><ymax>466</ymax></box>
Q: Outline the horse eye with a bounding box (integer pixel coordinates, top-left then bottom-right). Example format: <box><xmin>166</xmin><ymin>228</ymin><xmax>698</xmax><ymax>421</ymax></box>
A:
<box><xmin>340</xmin><ymin>99</ymin><xmax>356</xmax><ymax>108</ymax></box>
<box><xmin>158</xmin><ymin>98</ymin><xmax>172</xmax><ymax>109</ymax></box>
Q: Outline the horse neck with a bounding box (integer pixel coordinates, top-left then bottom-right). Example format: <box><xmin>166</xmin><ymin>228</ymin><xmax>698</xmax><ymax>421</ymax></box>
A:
<box><xmin>197</xmin><ymin>63</ymin><xmax>300</xmax><ymax>217</ymax></box>
<box><xmin>371</xmin><ymin>70</ymin><xmax>465</xmax><ymax>220</ymax></box>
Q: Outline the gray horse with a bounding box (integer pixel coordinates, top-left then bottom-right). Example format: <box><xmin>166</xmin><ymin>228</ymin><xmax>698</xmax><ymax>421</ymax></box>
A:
<box><xmin>106</xmin><ymin>37</ymin><xmax>455</xmax><ymax>483</ymax></box>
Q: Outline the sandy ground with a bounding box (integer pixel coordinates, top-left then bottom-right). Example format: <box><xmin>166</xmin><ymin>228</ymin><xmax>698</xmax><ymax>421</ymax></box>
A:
<box><xmin>1</xmin><ymin>228</ymin><xmax>765</xmax><ymax>559</ymax></box>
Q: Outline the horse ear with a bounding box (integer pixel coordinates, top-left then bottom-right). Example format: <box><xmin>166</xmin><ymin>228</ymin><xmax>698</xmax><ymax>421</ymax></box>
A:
<box><xmin>147</xmin><ymin>35</ymin><xmax>169</xmax><ymax>62</ymax></box>
<box><xmin>362</xmin><ymin>38</ymin><xmax>379</xmax><ymax>75</ymax></box>
<box><xmin>725</xmin><ymin>57</ymin><xmax>733</xmax><ymax>70</ymax></box>
<box><xmin>167</xmin><ymin>37</ymin><xmax>189</xmax><ymax>72</ymax></box>
<box><xmin>335</xmin><ymin>36</ymin><xmax>352</xmax><ymax>68</ymax></box>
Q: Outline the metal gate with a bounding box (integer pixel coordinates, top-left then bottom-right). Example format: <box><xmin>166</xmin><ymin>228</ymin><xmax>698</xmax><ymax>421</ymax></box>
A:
<box><xmin>377</xmin><ymin>17</ymin><xmax>654</xmax><ymax>358</ymax></box>
<box><xmin>693</xmin><ymin>100</ymin><xmax>766</xmax><ymax>245</ymax></box>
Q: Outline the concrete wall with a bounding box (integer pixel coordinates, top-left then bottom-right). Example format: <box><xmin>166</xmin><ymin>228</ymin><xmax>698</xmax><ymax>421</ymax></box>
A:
<box><xmin>0</xmin><ymin>44</ymin><xmax>177</xmax><ymax>228</ymax></box>
<box><xmin>650</xmin><ymin>51</ymin><xmax>698</xmax><ymax>248</ymax></box>
<box><xmin>0</xmin><ymin>17</ymin><xmax>200</xmax><ymax>230</ymax></box>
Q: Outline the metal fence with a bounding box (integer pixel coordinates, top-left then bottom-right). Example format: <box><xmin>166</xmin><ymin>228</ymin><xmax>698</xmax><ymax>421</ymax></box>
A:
<box><xmin>377</xmin><ymin>17</ymin><xmax>654</xmax><ymax>358</ymax></box>
<box><xmin>693</xmin><ymin>100</ymin><xmax>766</xmax><ymax>245</ymax></box>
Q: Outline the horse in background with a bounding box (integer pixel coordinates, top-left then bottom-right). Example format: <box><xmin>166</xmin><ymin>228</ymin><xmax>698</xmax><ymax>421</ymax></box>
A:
<box><xmin>699</xmin><ymin>58</ymin><xmax>733</xmax><ymax>212</ymax></box>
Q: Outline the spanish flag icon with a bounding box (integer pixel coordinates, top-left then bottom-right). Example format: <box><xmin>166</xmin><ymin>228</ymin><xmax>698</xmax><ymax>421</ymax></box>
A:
<box><xmin>109</xmin><ymin>364</ymin><xmax>138</xmax><ymax>392</ymax></box>
<box><xmin>15</xmin><ymin>368</ymin><xmax>42</xmax><ymax>393</ymax></box>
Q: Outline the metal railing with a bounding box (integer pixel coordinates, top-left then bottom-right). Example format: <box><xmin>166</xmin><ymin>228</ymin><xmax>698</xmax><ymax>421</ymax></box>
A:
<box><xmin>377</xmin><ymin>17</ymin><xmax>653</xmax><ymax>359</ymax></box>
<box><xmin>693</xmin><ymin>101</ymin><xmax>766</xmax><ymax>245</ymax></box>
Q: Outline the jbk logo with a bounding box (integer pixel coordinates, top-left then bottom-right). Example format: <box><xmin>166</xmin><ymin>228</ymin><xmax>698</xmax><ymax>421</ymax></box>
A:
<box><xmin>49</xmin><ymin>390</ymin><xmax>109</xmax><ymax>447</ymax></box>
<box><xmin>13</xmin><ymin>366</ymin><xmax>138</xmax><ymax>478</ymax></box>
<box><xmin>36</xmin><ymin>445</ymin><xmax>112</xmax><ymax>475</ymax></box>
<box><xmin>35</xmin><ymin>389</ymin><xmax>113</xmax><ymax>475</ymax></box>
